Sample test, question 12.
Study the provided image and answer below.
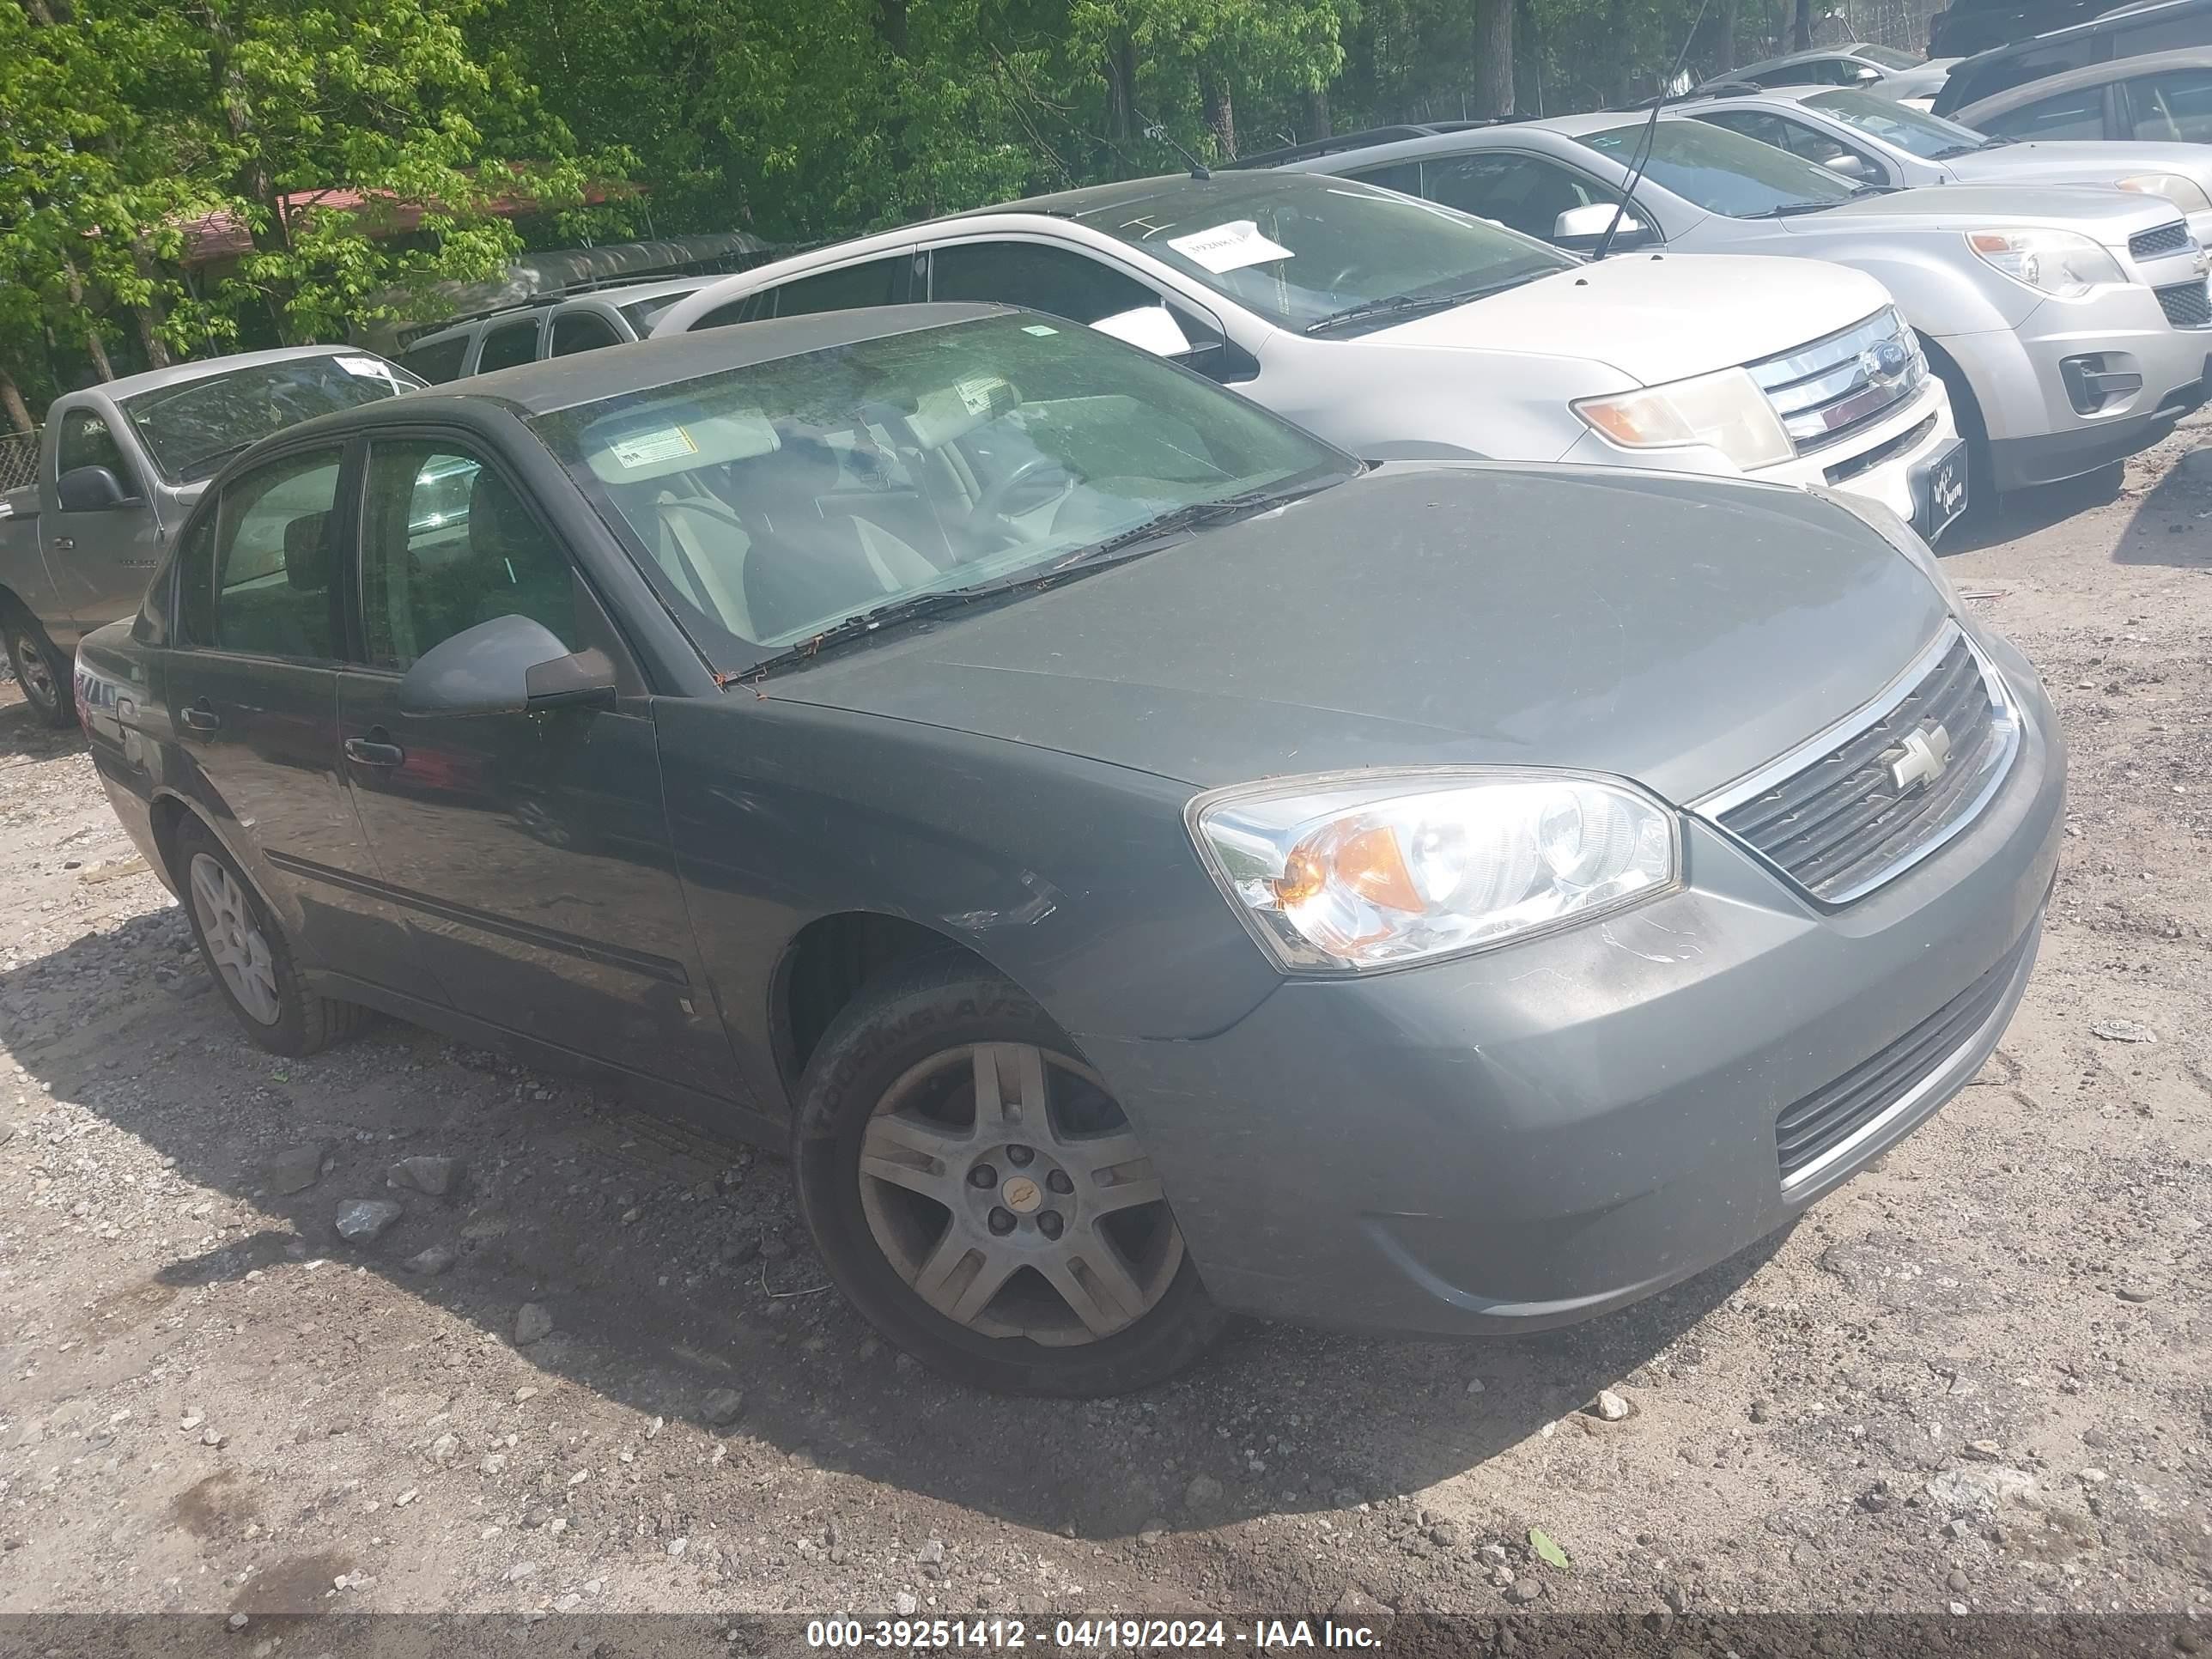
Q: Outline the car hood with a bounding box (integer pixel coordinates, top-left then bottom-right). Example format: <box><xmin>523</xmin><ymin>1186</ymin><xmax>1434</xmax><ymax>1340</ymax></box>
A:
<box><xmin>765</xmin><ymin>463</ymin><xmax>1950</xmax><ymax>804</ymax></box>
<box><xmin>1781</xmin><ymin>181</ymin><xmax>2184</xmax><ymax>246</ymax></box>
<box><xmin>1364</xmin><ymin>252</ymin><xmax>1896</xmax><ymax>386</ymax></box>
<box><xmin>1943</xmin><ymin>141</ymin><xmax>2212</xmax><ymax>194</ymax></box>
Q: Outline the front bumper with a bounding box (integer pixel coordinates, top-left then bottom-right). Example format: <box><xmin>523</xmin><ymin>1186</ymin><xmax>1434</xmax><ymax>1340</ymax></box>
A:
<box><xmin>1941</xmin><ymin>281</ymin><xmax>2211</xmax><ymax>490</ymax></box>
<box><xmin>1082</xmin><ymin>628</ymin><xmax>2064</xmax><ymax>1336</ymax></box>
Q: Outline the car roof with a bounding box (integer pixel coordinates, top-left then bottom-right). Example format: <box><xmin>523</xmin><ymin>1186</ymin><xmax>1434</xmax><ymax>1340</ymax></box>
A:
<box><xmin>359</xmin><ymin>304</ymin><xmax>1017</xmax><ymax>418</ymax></box>
<box><xmin>1731</xmin><ymin>43</ymin><xmax>1888</xmax><ymax>75</ymax></box>
<box><xmin>588</xmin><ymin>276</ymin><xmax>713</xmax><ymax>305</ymax></box>
<box><xmin>89</xmin><ymin>344</ymin><xmax>373</xmax><ymax>402</ymax></box>
<box><xmin>1952</xmin><ymin>42</ymin><xmax>2212</xmax><ymax>113</ymax></box>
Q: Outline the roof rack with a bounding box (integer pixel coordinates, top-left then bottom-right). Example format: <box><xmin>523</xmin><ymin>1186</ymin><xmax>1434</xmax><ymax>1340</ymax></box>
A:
<box><xmin>403</xmin><ymin>254</ymin><xmax>775</xmax><ymax>342</ymax></box>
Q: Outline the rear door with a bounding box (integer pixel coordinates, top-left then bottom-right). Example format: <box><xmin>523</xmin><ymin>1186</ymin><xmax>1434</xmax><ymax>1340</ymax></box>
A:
<box><xmin>39</xmin><ymin>404</ymin><xmax>165</xmax><ymax>638</ymax></box>
<box><xmin>166</xmin><ymin>443</ymin><xmax>422</xmax><ymax>987</ymax></box>
<box><xmin>334</xmin><ymin>431</ymin><xmax>729</xmax><ymax>1092</ymax></box>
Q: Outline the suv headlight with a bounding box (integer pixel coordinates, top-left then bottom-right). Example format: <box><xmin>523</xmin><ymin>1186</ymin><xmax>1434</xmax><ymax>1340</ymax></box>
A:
<box><xmin>2118</xmin><ymin>174</ymin><xmax>2212</xmax><ymax>216</ymax></box>
<box><xmin>1188</xmin><ymin>769</ymin><xmax>1680</xmax><ymax>973</ymax></box>
<box><xmin>1966</xmin><ymin>228</ymin><xmax>2125</xmax><ymax>297</ymax></box>
<box><xmin>1810</xmin><ymin>484</ymin><xmax>1961</xmax><ymax>609</ymax></box>
<box><xmin>1571</xmin><ymin>366</ymin><xmax>1795</xmax><ymax>471</ymax></box>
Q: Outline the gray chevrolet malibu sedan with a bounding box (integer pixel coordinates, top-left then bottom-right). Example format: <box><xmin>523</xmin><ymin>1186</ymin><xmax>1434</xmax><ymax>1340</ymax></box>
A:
<box><xmin>75</xmin><ymin>305</ymin><xmax>2063</xmax><ymax>1395</ymax></box>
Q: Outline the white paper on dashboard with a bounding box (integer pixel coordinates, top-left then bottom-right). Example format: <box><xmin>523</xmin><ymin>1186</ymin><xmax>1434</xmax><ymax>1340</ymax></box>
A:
<box><xmin>1164</xmin><ymin>221</ymin><xmax>1291</xmax><ymax>274</ymax></box>
<box><xmin>1089</xmin><ymin>306</ymin><xmax>1194</xmax><ymax>357</ymax></box>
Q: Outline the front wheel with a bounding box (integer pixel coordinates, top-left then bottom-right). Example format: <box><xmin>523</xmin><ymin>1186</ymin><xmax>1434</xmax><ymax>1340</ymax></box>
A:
<box><xmin>4</xmin><ymin>613</ymin><xmax>76</xmax><ymax>728</ymax></box>
<box><xmin>793</xmin><ymin>960</ymin><xmax>1224</xmax><ymax>1395</ymax></box>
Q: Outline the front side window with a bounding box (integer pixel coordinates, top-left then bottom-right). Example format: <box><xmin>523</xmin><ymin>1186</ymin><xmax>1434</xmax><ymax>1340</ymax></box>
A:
<box><xmin>119</xmin><ymin>356</ymin><xmax>420</xmax><ymax>484</ymax></box>
<box><xmin>770</xmin><ymin>258</ymin><xmax>905</xmax><ymax>318</ymax></box>
<box><xmin>2127</xmin><ymin>69</ymin><xmax>2212</xmax><ymax>140</ymax></box>
<box><xmin>1073</xmin><ymin>172</ymin><xmax>1575</xmax><ymax>335</ymax></box>
<box><xmin>181</xmin><ymin>449</ymin><xmax>343</xmax><ymax>659</ymax></box>
<box><xmin>1984</xmin><ymin>86</ymin><xmax>2110</xmax><ymax>139</ymax></box>
<box><xmin>1803</xmin><ymin>89</ymin><xmax>1994</xmax><ymax>157</ymax></box>
<box><xmin>54</xmin><ymin>410</ymin><xmax>131</xmax><ymax>489</ymax></box>
<box><xmin>530</xmin><ymin>313</ymin><xmax>1352</xmax><ymax>666</ymax></box>
<box><xmin>1577</xmin><ymin>119</ymin><xmax>1860</xmax><ymax>216</ymax></box>
<box><xmin>929</xmin><ymin>242</ymin><xmax>1156</xmax><ymax>325</ymax></box>
<box><xmin>356</xmin><ymin>442</ymin><xmax>581</xmax><ymax>671</ymax></box>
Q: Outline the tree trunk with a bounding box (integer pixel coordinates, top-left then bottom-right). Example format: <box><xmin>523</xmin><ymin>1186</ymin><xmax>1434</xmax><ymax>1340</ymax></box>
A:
<box><xmin>1717</xmin><ymin>0</ymin><xmax>1740</xmax><ymax>71</ymax></box>
<box><xmin>131</xmin><ymin>246</ymin><xmax>172</xmax><ymax>369</ymax></box>
<box><xmin>1304</xmin><ymin>85</ymin><xmax>1332</xmax><ymax>141</ymax></box>
<box><xmin>1199</xmin><ymin>64</ymin><xmax>1237</xmax><ymax>160</ymax></box>
<box><xmin>874</xmin><ymin>0</ymin><xmax>908</xmax><ymax>58</ymax></box>
<box><xmin>0</xmin><ymin>363</ymin><xmax>33</xmax><ymax>435</ymax></box>
<box><xmin>1792</xmin><ymin>0</ymin><xmax>1814</xmax><ymax>52</ymax></box>
<box><xmin>1103</xmin><ymin>29</ymin><xmax>1138</xmax><ymax>159</ymax></box>
<box><xmin>1472</xmin><ymin>0</ymin><xmax>1515</xmax><ymax>117</ymax></box>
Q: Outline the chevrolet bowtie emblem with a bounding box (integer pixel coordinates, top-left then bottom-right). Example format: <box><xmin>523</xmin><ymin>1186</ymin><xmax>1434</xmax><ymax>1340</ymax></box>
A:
<box><xmin>1884</xmin><ymin>721</ymin><xmax>1954</xmax><ymax>793</ymax></box>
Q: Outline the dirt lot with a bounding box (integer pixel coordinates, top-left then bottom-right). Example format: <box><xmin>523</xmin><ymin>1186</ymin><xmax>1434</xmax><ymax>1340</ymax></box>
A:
<box><xmin>1</xmin><ymin>423</ymin><xmax>2208</xmax><ymax>1644</ymax></box>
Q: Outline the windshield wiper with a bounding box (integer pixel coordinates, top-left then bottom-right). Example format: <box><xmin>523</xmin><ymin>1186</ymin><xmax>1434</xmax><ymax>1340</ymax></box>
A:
<box><xmin>1304</xmin><ymin>276</ymin><xmax>1539</xmax><ymax>336</ymax></box>
<box><xmin>177</xmin><ymin>439</ymin><xmax>261</xmax><ymax>482</ymax></box>
<box><xmin>1042</xmin><ymin>480</ymin><xmax>1336</xmax><ymax>573</ymax></box>
<box><xmin>1930</xmin><ymin>143</ymin><xmax>1986</xmax><ymax>159</ymax></box>
<box><xmin>738</xmin><ymin>586</ymin><xmax>1005</xmax><ymax>679</ymax></box>
<box><xmin>1742</xmin><ymin>199</ymin><xmax>1846</xmax><ymax>219</ymax></box>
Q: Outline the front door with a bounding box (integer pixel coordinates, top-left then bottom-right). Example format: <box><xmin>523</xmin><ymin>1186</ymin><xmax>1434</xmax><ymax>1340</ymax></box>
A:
<box><xmin>337</xmin><ymin>434</ymin><xmax>730</xmax><ymax>1093</ymax></box>
<box><xmin>40</xmin><ymin>404</ymin><xmax>166</xmax><ymax>637</ymax></box>
<box><xmin>165</xmin><ymin>444</ymin><xmax>423</xmax><ymax>989</ymax></box>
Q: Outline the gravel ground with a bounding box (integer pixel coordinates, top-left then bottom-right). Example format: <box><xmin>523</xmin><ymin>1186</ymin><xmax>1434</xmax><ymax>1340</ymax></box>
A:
<box><xmin>0</xmin><ymin>423</ymin><xmax>2208</xmax><ymax>1642</ymax></box>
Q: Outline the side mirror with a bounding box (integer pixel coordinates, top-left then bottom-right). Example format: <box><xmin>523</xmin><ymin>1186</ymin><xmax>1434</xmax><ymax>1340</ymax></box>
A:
<box><xmin>1849</xmin><ymin>63</ymin><xmax>1883</xmax><ymax>84</ymax></box>
<box><xmin>397</xmin><ymin>614</ymin><xmax>616</xmax><ymax>719</ymax></box>
<box><xmin>56</xmin><ymin>465</ymin><xmax>137</xmax><ymax>513</ymax></box>
<box><xmin>1553</xmin><ymin>203</ymin><xmax>1652</xmax><ymax>252</ymax></box>
<box><xmin>1824</xmin><ymin>152</ymin><xmax>1873</xmax><ymax>180</ymax></box>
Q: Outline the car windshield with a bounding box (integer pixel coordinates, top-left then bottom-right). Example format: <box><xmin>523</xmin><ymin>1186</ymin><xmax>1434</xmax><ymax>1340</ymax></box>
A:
<box><xmin>618</xmin><ymin>286</ymin><xmax>708</xmax><ymax>333</ymax></box>
<box><xmin>121</xmin><ymin>356</ymin><xmax>423</xmax><ymax>483</ymax></box>
<box><xmin>1856</xmin><ymin>45</ymin><xmax>1924</xmax><ymax>70</ymax></box>
<box><xmin>530</xmin><ymin>313</ymin><xmax>1355</xmax><ymax>666</ymax></box>
<box><xmin>1805</xmin><ymin>88</ymin><xmax>1994</xmax><ymax>155</ymax></box>
<box><xmin>1580</xmin><ymin>118</ymin><xmax>1862</xmax><ymax>216</ymax></box>
<box><xmin>1072</xmin><ymin>173</ymin><xmax>1575</xmax><ymax>333</ymax></box>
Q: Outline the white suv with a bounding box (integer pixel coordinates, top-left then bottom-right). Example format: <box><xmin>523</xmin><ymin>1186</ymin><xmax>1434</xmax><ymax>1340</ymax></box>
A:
<box><xmin>653</xmin><ymin>170</ymin><xmax>1966</xmax><ymax>538</ymax></box>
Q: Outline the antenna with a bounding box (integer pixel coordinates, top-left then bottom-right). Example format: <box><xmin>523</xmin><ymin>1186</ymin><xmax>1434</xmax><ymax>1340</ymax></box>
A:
<box><xmin>1138</xmin><ymin>111</ymin><xmax>1212</xmax><ymax>179</ymax></box>
<box><xmin>1593</xmin><ymin>0</ymin><xmax>1715</xmax><ymax>262</ymax></box>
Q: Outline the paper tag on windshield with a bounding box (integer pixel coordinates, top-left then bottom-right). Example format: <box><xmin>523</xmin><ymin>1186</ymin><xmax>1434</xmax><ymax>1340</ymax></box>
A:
<box><xmin>954</xmin><ymin>376</ymin><xmax>1006</xmax><ymax>416</ymax></box>
<box><xmin>1166</xmin><ymin>221</ymin><xmax>1291</xmax><ymax>274</ymax></box>
<box><xmin>607</xmin><ymin>425</ymin><xmax>700</xmax><ymax>469</ymax></box>
<box><xmin>337</xmin><ymin>356</ymin><xmax>397</xmax><ymax>380</ymax></box>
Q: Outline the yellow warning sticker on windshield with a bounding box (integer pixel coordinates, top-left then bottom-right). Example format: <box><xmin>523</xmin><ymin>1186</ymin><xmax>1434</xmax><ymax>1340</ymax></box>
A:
<box><xmin>607</xmin><ymin>425</ymin><xmax>700</xmax><ymax>469</ymax></box>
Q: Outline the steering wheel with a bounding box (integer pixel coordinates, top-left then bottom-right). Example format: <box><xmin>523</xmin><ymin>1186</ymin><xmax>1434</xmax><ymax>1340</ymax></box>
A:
<box><xmin>967</xmin><ymin>456</ymin><xmax>1076</xmax><ymax>538</ymax></box>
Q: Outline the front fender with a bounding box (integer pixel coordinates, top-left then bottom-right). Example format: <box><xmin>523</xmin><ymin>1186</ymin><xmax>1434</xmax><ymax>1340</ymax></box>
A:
<box><xmin>1805</xmin><ymin>240</ymin><xmax>2039</xmax><ymax>338</ymax></box>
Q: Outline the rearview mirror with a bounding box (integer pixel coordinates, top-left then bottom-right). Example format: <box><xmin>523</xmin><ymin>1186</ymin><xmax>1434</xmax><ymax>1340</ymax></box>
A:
<box><xmin>1553</xmin><ymin>203</ymin><xmax>1652</xmax><ymax>252</ymax></box>
<box><xmin>398</xmin><ymin>614</ymin><xmax>616</xmax><ymax>719</ymax></box>
<box><xmin>1824</xmin><ymin>152</ymin><xmax>1872</xmax><ymax>181</ymax></box>
<box><xmin>56</xmin><ymin>465</ymin><xmax>137</xmax><ymax>513</ymax></box>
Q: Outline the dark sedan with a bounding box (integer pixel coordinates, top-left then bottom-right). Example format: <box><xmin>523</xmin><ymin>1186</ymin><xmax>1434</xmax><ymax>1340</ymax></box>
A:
<box><xmin>76</xmin><ymin>306</ymin><xmax>2063</xmax><ymax>1395</ymax></box>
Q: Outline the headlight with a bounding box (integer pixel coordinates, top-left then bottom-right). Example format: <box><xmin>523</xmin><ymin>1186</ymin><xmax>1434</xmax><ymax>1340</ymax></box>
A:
<box><xmin>1810</xmin><ymin>484</ymin><xmax>1961</xmax><ymax>609</ymax></box>
<box><xmin>1965</xmin><ymin>228</ymin><xmax>2125</xmax><ymax>297</ymax></box>
<box><xmin>2118</xmin><ymin>173</ymin><xmax>2212</xmax><ymax>216</ymax></box>
<box><xmin>1187</xmin><ymin>769</ymin><xmax>1680</xmax><ymax>973</ymax></box>
<box><xmin>1571</xmin><ymin>366</ymin><xmax>1796</xmax><ymax>471</ymax></box>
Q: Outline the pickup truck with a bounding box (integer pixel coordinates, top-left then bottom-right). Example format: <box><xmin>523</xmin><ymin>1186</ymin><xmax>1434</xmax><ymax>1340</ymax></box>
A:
<box><xmin>0</xmin><ymin>345</ymin><xmax>421</xmax><ymax>725</ymax></box>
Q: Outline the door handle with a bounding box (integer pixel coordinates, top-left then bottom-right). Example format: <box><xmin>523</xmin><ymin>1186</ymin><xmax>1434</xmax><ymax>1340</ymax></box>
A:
<box><xmin>181</xmin><ymin>701</ymin><xmax>221</xmax><ymax>732</ymax></box>
<box><xmin>344</xmin><ymin>734</ymin><xmax>405</xmax><ymax>768</ymax></box>
<box><xmin>49</xmin><ymin>537</ymin><xmax>73</xmax><ymax>550</ymax></box>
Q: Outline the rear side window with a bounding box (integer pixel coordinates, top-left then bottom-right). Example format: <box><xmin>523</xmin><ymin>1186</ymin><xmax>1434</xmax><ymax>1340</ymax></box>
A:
<box><xmin>929</xmin><ymin>243</ymin><xmax>1155</xmax><ymax>324</ymax></box>
<box><xmin>551</xmin><ymin>311</ymin><xmax>624</xmax><ymax>356</ymax></box>
<box><xmin>476</xmin><ymin>319</ymin><xmax>541</xmax><ymax>373</ymax></box>
<box><xmin>2114</xmin><ymin>16</ymin><xmax>2212</xmax><ymax>54</ymax></box>
<box><xmin>1342</xmin><ymin>160</ymin><xmax>1423</xmax><ymax>195</ymax></box>
<box><xmin>182</xmin><ymin>449</ymin><xmax>343</xmax><ymax>659</ymax></box>
<box><xmin>1983</xmin><ymin>85</ymin><xmax>2109</xmax><ymax>137</ymax></box>
<box><xmin>398</xmin><ymin>335</ymin><xmax>470</xmax><ymax>384</ymax></box>
<box><xmin>2126</xmin><ymin>66</ymin><xmax>2212</xmax><ymax>137</ymax></box>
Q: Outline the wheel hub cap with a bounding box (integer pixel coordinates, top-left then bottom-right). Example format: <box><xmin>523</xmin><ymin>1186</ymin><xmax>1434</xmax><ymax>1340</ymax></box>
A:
<box><xmin>187</xmin><ymin>853</ymin><xmax>282</xmax><ymax>1027</ymax></box>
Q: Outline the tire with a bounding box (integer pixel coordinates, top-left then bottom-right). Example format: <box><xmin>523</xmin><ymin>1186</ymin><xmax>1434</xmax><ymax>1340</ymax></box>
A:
<box><xmin>173</xmin><ymin>816</ymin><xmax>368</xmax><ymax>1058</ymax></box>
<box><xmin>793</xmin><ymin>957</ymin><xmax>1225</xmax><ymax>1395</ymax></box>
<box><xmin>1920</xmin><ymin>336</ymin><xmax>1991</xmax><ymax>520</ymax></box>
<box><xmin>4</xmin><ymin>610</ymin><xmax>76</xmax><ymax>728</ymax></box>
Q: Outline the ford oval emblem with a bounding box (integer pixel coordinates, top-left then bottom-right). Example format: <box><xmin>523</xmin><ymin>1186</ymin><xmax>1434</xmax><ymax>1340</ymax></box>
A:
<box><xmin>1860</xmin><ymin>339</ymin><xmax>1911</xmax><ymax>388</ymax></box>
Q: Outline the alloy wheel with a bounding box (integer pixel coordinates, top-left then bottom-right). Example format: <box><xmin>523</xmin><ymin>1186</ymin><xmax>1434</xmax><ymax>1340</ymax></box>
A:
<box><xmin>12</xmin><ymin>632</ymin><xmax>57</xmax><ymax>714</ymax></box>
<box><xmin>856</xmin><ymin>1042</ymin><xmax>1182</xmax><ymax>1346</ymax></box>
<box><xmin>188</xmin><ymin>853</ymin><xmax>282</xmax><ymax>1026</ymax></box>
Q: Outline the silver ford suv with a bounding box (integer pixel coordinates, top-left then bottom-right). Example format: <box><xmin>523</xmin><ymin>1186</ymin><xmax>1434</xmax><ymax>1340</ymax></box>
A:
<box><xmin>1279</xmin><ymin>112</ymin><xmax>2212</xmax><ymax>495</ymax></box>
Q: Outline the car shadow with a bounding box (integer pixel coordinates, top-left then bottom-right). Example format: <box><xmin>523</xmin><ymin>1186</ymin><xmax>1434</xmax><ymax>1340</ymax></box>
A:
<box><xmin>0</xmin><ymin>905</ymin><xmax>1780</xmax><ymax>1544</ymax></box>
<box><xmin>2112</xmin><ymin>440</ymin><xmax>2212</xmax><ymax>567</ymax></box>
<box><xmin>1942</xmin><ymin>461</ymin><xmax>2125</xmax><ymax>556</ymax></box>
<box><xmin>0</xmin><ymin>684</ymin><xmax>86</xmax><ymax>762</ymax></box>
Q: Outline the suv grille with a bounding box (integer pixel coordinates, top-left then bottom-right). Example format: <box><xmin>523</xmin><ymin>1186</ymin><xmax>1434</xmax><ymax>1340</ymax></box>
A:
<box><xmin>2130</xmin><ymin>220</ymin><xmax>2191</xmax><ymax>261</ymax></box>
<box><xmin>2156</xmin><ymin>280</ymin><xmax>2212</xmax><ymax>329</ymax></box>
<box><xmin>1700</xmin><ymin>628</ymin><xmax>2017</xmax><ymax>903</ymax></box>
<box><xmin>1775</xmin><ymin>927</ymin><xmax>2034</xmax><ymax>1185</ymax></box>
<box><xmin>1747</xmin><ymin>307</ymin><xmax>1926</xmax><ymax>455</ymax></box>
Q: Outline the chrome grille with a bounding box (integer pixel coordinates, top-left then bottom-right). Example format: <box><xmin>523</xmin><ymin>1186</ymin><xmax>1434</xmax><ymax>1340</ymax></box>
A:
<box><xmin>2156</xmin><ymin>280</ymin><xmax>2212</xmax><ymax>329</ymax></box>
<box><xmin>1698</xmin><ymin>627</ymin><xmax>2018</xmax><ymax>904</ymax></box>
<box><xmin>1746</xmin><ymin>307</ymin><xmax>1926</xmax><ymax>455</ymax></box>
<box><xmin>2130</xmin><ymin>220</ymin><xmax>2191</xmax><ymax>261</ymax></box>
<box><xmin>1776</xmin><ymin>927</ymin><xmax>2034</xmax><ymax>1185</ymax></box>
